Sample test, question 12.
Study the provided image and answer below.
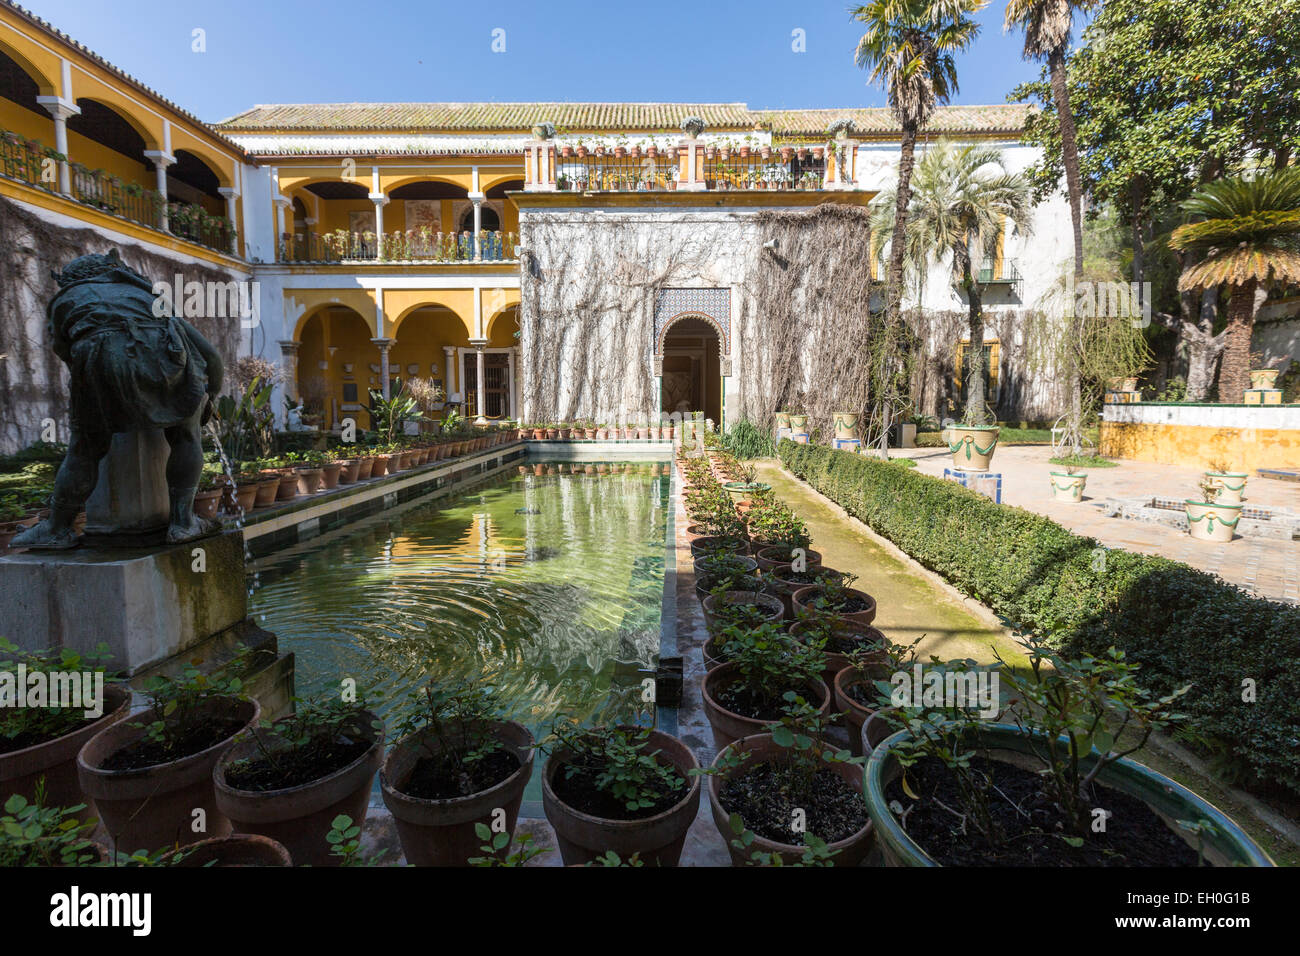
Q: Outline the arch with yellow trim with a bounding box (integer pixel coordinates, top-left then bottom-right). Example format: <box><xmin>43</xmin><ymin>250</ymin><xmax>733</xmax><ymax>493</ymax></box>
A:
<box><xmin>0</xmin><ymin>36</ymin><xmax>57</xmax><ymax>94</ymax></box>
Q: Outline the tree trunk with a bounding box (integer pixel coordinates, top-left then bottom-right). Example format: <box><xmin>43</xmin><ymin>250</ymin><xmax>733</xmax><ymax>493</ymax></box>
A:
<box><xmin>887</xmin><ymin>122</ymin><xmax>919</xmax><ymax>328</ymax></box>
<box><xmin>957</xmin><ymin>247</ymin><xmax>987</xmax><ymax>426</ymax></box>
<box><xmin>1218</xmin><ymin>279</ymin><xmax>1257</xmax><ymax>402</ymax></box>
<box><xmin>1048</xmin><ymin>46</ymin><xmax>1085</xmax><ymax>278</ymax></box>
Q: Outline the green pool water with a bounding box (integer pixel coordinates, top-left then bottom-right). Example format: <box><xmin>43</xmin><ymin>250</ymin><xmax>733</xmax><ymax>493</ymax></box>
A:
<box><xmin>247</xmin><ymin>461</ymin><xmax>671</xmax><ymax>800</ymax></box>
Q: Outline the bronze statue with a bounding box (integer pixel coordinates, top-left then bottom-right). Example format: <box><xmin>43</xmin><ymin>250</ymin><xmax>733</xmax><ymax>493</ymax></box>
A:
<box><xmin>13</xmin><ymin>250</ymin><xmax>224</xmax><ymax>549</ymax></box>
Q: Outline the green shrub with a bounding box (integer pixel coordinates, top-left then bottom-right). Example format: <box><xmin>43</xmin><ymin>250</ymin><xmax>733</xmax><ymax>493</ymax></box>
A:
<box><xmin>915</xmin><ymin>432</ymin><xmax>947</xmax><ymax>448</ymax></box>
<box><xmin>777</xmin><ymin>439</ymin><xmax>1300</xmax><ymax>798</ymax></box>
<box><xmin>722</xmin><ymin>419</ymin><xmax>775</xmax><ymax>460</ymax></box>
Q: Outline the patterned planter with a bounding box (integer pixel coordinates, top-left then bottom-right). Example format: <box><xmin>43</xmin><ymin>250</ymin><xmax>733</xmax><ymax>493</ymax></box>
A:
<box><xmin>833</xmin><ymin>411</ymin><xmax>860</xmax><ymax>440</ymax></box>
<box><xmin>1048</xmin><ymin>472</ymin><xmax>1087</xmax><ymax>503</ymax></box>
<box><xmin>774</xmin><ymin>412</ymin><xmax>791</xmax><ymax>432</ymax></box>
<box><xmin>1185</xmin><ymin>500</ymin><xmax>1242</xmax><ymax>542</ymax></box>
<box><xmin>1249</xmin><ymin>369</ymin><xmax>1279</xmax><ymax>389</ymax></box>
<box><xmin>1206</xmin><ymin>472</ymin><xmax>1248</xmax><ymax>506</ymax></box>
<box><xmin>788</xmin><ymin>414</ymin><xmax>809</xmax><ymax>430</ymax></box>
<box><xmin>947</xmin><ymin>425</ymin><xmax>1000</xmax><ymax>472</ymax></box>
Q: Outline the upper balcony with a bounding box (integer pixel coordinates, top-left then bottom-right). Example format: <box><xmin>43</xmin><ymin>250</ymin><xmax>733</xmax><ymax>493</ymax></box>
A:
<box><xmin>279</xmin><ymin>228</ymin><xmax>519</xmax><ymax>265</ymax></box>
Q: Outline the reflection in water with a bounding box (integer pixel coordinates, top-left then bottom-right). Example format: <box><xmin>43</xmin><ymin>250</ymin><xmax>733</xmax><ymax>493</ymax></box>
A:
<box><xmin>248</xmin><ymin>462</ymin><xmax>669</xmax><ymax>742</ymax></box>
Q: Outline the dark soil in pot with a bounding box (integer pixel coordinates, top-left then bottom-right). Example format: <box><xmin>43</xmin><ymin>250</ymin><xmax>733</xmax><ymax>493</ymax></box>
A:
<box><xmin>885</xmin><ymin>755</ymin><xmax>1201</xmax><ymax>866</ymax></box>
<box><xmin>402</xmin><ymin>749</ymin><xmax>520</xmax><ymax>800</ymax></box>
<box><xmin>98</xmin><ymin>714</ymin><xmax>248</xmax><ymax>772</ymax></box>
<box><xmin>551</xmin><ymin>756</ymin><xmax>685</xmax><ymax>821</ymax></box>
<box><xmin>723</xmin><ymin>762</ymin><xmax>869</xmax><ymax>845</ymax></box>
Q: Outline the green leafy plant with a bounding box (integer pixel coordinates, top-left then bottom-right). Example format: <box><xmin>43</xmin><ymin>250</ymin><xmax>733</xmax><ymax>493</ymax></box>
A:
<box><xmin>327</xmin><ymin>814</ymin><xmax>387</xmax><ymax>866</ymax></box>
<box><xmin>546</xmin><ymin>723</ymin><xmax>684</xmax><ymax>814</ymax></box>
<box><xmin>132</xmin><ymin>651</ymin><xmax>250</xmax><ymax>758</ymax></box>
<box><xmin>0</xmin><ymin>791</ymin><xmax>100</xmax><ymax>867</ymax></box>
<box><xmin>467</xmin><ymin>823</ymin><xmax>549</xmax><ymax>866</ymax></box>
<box><xmin>0</xmin><ymin>638</ymin><xmax>116</xmax><ymax>754</ymax></box>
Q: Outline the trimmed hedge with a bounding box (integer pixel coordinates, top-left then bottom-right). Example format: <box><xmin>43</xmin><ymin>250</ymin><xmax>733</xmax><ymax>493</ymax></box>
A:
<box><xmin>779</xmin><ymin>439</ymin><xmax>1300</xmax><ymax>798</ymax></box>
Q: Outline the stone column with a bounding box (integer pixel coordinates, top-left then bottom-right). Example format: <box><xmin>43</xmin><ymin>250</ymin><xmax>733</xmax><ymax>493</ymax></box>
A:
<box><xmin>273</xmin><ymin>195</ymin><xmax>291</xmax><ymax>259</ymax></box>
<box><xmin>36</xmin><ymin>96</ymin><xmax>79</xmax><ymax>195</ymax></box>
<box><xmin>471</xmin><ymin>339</ymin><xmax>488</xmax><ymax>424</ymax></box>
<box><xmin>218</xmin><ymin>186</ymin><xmax>240</xmax><ymax>255</ymax></box>
<box><xmin>506</xmin><ymin>346</ymin><xmax>517</xmax><ymax>420</ymax></box>
<box><xmin>144</xmin><ymin>150</ymin><xmax>175</xmax><ymax>230</ymax></box>
<box><xmin>443</xmin><ymin>345</ymin><xmax>458</xmax><ymax>406</ymax></box>
<box><xmin>372</xmin><ymin>338</ymin><xmax>394</xmax><ymax>398</ymax></box>
<box><xmin>369</xmin><ymin>192</ymin><xmax>388</xmax><ymax>259</ymax></box>
<box><xmin>469</xmin><ymin>191</ymin><xmax>485</xmax><ymax>261</ymax></box>
<box><xmin>278</xmin><ymin>340</ymin><xmax>300</xmax><ymax>402</ymax></box>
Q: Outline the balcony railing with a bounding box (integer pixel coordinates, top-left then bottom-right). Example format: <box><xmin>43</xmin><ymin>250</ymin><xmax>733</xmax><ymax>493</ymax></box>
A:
<box><xmin>280</xmin><ymin>229</ymin><xmax>519</xmax><ymax>264</ymax></box>
<box><xmin>554</xmin><ymin>144</ymin><xmax>829</xmax><ymax>193</ymax></box>
<box><xmin>1</xmin><ymin>128</ymin><xmax>237</xmax><ymax>256</ymax></box>
<box><xmin>977</xmin><ymin>258</ymin><xmax>1021</xmax><ymax>284</ymax></box>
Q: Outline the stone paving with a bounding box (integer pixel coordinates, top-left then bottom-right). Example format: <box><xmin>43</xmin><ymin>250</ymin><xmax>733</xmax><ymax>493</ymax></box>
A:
<box><xmin>893</xmin><ymin>444</ymin><xmax>1300</xmax><ymax>605</ymax></box>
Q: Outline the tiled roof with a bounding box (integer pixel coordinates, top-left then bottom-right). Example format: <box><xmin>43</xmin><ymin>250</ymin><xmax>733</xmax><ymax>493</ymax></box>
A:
<box><xmin>218</xmin><ymin>102</ymin><xmax>1031</xmax><ymax>136</ymax></box>
<box><xmin>755</xmin><ymin>105</ymin><xmax>1033</xmax><ymax>137</ymax></box>
<box><xmin>2</xmin><ymin>2</ymin><xmax>251</xmax><ymax>159</ymax></box>
<box><xmin>217</xmin><ymin>102</ymin><xmax>758</xmax><ymax>133</ymax></box>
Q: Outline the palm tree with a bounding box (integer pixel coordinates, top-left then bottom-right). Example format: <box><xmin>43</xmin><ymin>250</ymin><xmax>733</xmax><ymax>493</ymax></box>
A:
<box><xmin>1169</xmin><ymin>169</ymin><xmax>1300</xmax><ymax>402</ymax></box>
<box><xmin>1004</xmin><ymin>0</ymin><xmax>1096</xmax><ymax>278</ymax></box>
<box><xmin>853</xmin><ymin>0</ymin><xmax>984</xmax><ymax>333</ymax></box>
<box><xmin>870</xmin><ymin>141</ymin><xmax>1033</xmax><ymax>424</ymax></box>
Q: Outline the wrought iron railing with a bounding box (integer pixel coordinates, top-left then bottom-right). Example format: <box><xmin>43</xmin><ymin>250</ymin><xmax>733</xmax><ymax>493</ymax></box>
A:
<box><xmin>703</xmin><ymin>146</ymin><xmax>826</xmax><ymax>191</ymax></box>
<box><xmin>977</xmin><ymin>258</ymin><xmax>1021</xmax><ymax>283</ymax></box>
<box><xmin>552</xmin><ymin>143</ymin><xmax>829</xmax><ymax>192</ymax></box>
<box><xmin>1</xmin><ymin>128</ymin><xmax>237</xmax><ymax>256</ymax></box>
<box><xmin>556</xmin><ymin>148</ymin><xmax>680</xmax><ymax>192</ymax></box>
<box><xmin>280</xmin><ymin>229</ymin><xmax>519</xmax><ymax>263</ymax></box>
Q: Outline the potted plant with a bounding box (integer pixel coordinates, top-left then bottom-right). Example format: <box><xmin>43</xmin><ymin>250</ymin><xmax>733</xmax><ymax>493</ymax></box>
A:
<box><xmin>1204</xmin><ymin>460</ymin><xmax>1248</xmax><ymax>506</ymax></box>
<box><xmin>159</xmin><ymin>833</ymin><xmax>292</xmax><ymax>867</ymax></box>
<box><xmin>0</xmin><ymin>795</ymin><xmax>107</xmax><ymax>866</ymax></box>
<box><xmin>541</xmin><ymin>722</ymin><xmax>700</xmax><ymax>866</ymax></box>
<box><xmin>864</xmin><ymin>635</ymin><xmax>1273</xmax><ymax>866</ymax></box>
<box><xmin>0</xmin><ymin>640</ymin><xmax>131</xmax><ymax>809</ymax></box>
<box><xmin>789</xmin><ymin>604</ymin><xmax>888</xmax><ymax>690</ymax></box>
<box><xmin>754</xmin><ymin>544</ymin><xmax>822</xmax><ymax>574</ymax></box>
<box><xmin>792</xmin><ymin>571</ymin><xmax>877</xmax><ymax>628</ymax></box>
<box><xmin>1185</xmin><ymin>473</ymin><xmax>1243</xmax><ymax>542</ymax></box>
<box><xmin>699</xmin><ymin>701</ymin><xmax>873</xmax><ymax>866</ymax></box>
<box><xmin>76</xmin><ymin>655</ymin><xmax>260</xmax><ymax>854</ymax></box>
<box><xmin>295</xmin><ymin>451</ymin><xmax>326</xmax><ymax>494</ymax></box>
<box><xmin>213</xmin><ymin>694</ymin><xmax>384</xmax><ymax>867</ymax></box>
<box><xmin>701</xmin><ymin>588</ymin><xmax>784</xmax><ymax>633</ymax></box>
<box><xmin>1249</xmin><ymin>367</ymin><xmax>1279</xmax><ymax>390</ymax></box>
<box><xmin>380</xmin><ymin>682</ymin><xmax>534</xmax><ymax>866</ymax></box>
<box><xmin>701</xmin><ymin>627</ymin><xmax>829</xmax><ymax>749</ymax></box>
<box><xmin>832</xmin><ymin>644</ymin><xmax>905</xmax><ymax>757</ymax></box>
<box><xmin>769</xmin><ymin>563</ymin><xmax>841</xmax><ymax>619</ymax></box>
<box><xmin>1048</xmin><ymin>465</ymin><xmax>1088</xmax><ymax>502</ymax></box>
<box><xmin>947</xmin><ymin>421</ymin><xmax>1000</xmax><ymax>471</ymax></box>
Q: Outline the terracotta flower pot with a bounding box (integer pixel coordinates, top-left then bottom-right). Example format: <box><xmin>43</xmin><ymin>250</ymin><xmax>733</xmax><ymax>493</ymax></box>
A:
<box><xmin>214</xmin><ymin>710</ymin><xmax>384</xmax><ymax>867</ymax></box>
<box><xmin>790</xmin><ymin>620</ymin><xmax>888</xmax><ymax>691</ymax></box>
<box><xmin>254</xmin><ymin>477</ymin><xmax>279</xmax><ymax>508</ymax></box>
<box><xmin>232</xmin><ymin>482</ymin><xmax>259</xmax><ymax>514</ymax></box>
<box><xmin>76</xmin><ymin>696</ymin><xmax>260</xmax><ymax>854</ymax></box>
<box><xmin>700</xmin><ymin>590</ymin><xmax>783</xmax><ymax>633</ymax></box>
<box><xmin>321</xmin><ymin>461</ymin><xmax>343</xmax><ymax>489</ymax></box>
<box><xmin>370</xmin><ymin>455</ymin><xmax>389</xmax><ymax>478</ymax></box>
<box><xmin>701</xmin><ymin>662</ymin><xmax>830</xmax><ymax>750</ymax></box>
<box><xmin>296</xmin><ymin>467</ymin><xmax>324</xmax><ymax>495</ymax></box>
<box><xmin>380</xmin><ymin>720</ymin><xmax>534</xmax><ymax>867</ymax></box>
<box><xmin>755</xmin><ymin>545</ymin><xmax>821</xmax><ymax>574</ymax></box>
<box><xmin>792</xmin><ymin>584</ymin><xmax>878</xmax><ymax>627</ymax></box>
<box><xmin>769</xmin><ymin>565</ymin><xmax>843</xmax><ymax>619</ymax></box>
<box><xmin>338</xmin><ymin>460</ymin><xmax>362</xmax><ymax>484</ymax></box>
<box><xmin>542</xmin><ymin>728</ymin><xmax>700</xmax><ymax>866</ymax></box>
<box><xmin>275</xmin><ymin>472</ymin><xmax>300</xmax><ymax>501</ymax></box>
<box><xmin>0</xmin><ymin>684</ymin><xmax>131</xmax><ymax>810</ymax></box>
<box><xmin>689</xmin><ymin>535</ymin><xmax>749</xmax><ymax>560</ymax></box>
<box><xmin>162</xmin><ymin>833</ymin><xmax>292</xmax><ymax>867</ymax></box>
<box><xmin>193</xmin><ymin>488</ymin><xmax>222</xmax><ymax>520</ymax></box>
<box><xmin>833</xmin><ymin>667</ymin><xmax>892</xmax><ymax>757</ymax></box>
<box><xmin>706</xmin><ymin>733</ymin><xmax>874</xmax><ymax>866</ymax></box>
<box><xmin>356</xmin><ymin>457</ymin><xmax>375</xmax><ymax>480</ymax></box>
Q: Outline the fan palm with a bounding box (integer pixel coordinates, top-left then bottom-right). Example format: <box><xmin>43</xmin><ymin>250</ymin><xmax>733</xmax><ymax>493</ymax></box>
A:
<box><xmin>1004</xmin><ymin>0</ymin><xmax>1097</xmax><ymax>278</ymax></box>
<box><xmin>853</xmin><ymin>0</ymin><xmax>984</xmax><ymax>332</ymax></box>
<box><xmin>1169</xmin><ymin>169</ymin><xmax>1300</xmax><ymax>401</ymax></box>
<box><xmin>871</xmin><ymin>141</ymin><xmax>1033</xmax><ymax>424</ymax></box>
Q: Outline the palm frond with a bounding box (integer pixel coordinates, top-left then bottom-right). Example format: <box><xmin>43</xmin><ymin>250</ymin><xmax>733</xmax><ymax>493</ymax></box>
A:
<box><xmin>1178</xmin><ymin>245</ymin><xmax>1300</xmax><ymax>292</ymax></box>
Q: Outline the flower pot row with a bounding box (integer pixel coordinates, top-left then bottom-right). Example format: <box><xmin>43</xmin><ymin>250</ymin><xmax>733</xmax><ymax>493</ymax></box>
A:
<box><xmin>521</xmin><ymin>424</ymin><xmax>676</xmax><ymax>440</ymax></box>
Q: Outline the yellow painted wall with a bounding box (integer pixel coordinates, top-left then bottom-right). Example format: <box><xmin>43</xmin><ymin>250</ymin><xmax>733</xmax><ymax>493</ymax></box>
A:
<box><xmin>1101</xmin><ymin>421</ymin><xmax>1300</xmax><ymax>472</ymax></box>
<box><xmin>486</xmin><ymin>306</ymin><xmax>519</xmax><ymax>347</ymax></box>
<box><xmin>288</xmin><ymin>289</ymin><xmax>377</xmax><ymax>338</ymax></box>
<box><xmin>298</xmin><ymin>309</ymin><xmax>378</xmax><ymax>428</ymax></box>
<box><xmin>390</xmin><ymin>309</ymin><xmax>472</xmax><ymax>414</ymax></box>
<box><xmin>386</xmin><ymin>289</ymin><xmax>474</xmax><ymax>337</ymax></box>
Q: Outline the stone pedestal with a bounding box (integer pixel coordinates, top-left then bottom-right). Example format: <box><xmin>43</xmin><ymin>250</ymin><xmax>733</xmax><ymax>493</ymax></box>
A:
<box><xmin>85</xmin><ymin>430</ymin><xmax>170</xmax><ymax>536</ymax></box>
<box><xmin>0</xmin><ymin>530</ymin><xmax>246</xmax><ymax>674</ymax></box>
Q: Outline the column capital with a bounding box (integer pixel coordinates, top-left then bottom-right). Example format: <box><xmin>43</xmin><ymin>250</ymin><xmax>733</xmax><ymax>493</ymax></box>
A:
<box><xmin>217</xmin><ymin>186</ymin><xmax>240</xmax><ymax>199</ymax></box>
<box><xmin>469</xmin><ymin>338</ymin><xmax>489</xmax><ymax>350</ymax></box>
<box><xmin>273</xmin><ymin>194</ymin><xmax>292</xmax><ymax>208</ymax></box>
<box><xmin>143</xmin><ymin>149</ymin><xmax>176</xmax><ymax>168</ymax></box>
<box><xmin>370</xmin><ymin>337</ymin><xmax>395</xmax><ymax>349</ymax></box>
<box><xmin>277</xmin><ymin>339</ymin><xmax>299</xmax><ymax>355</ymax></box>
<box><xmin>35</xmin><ymin>95</ymin><xmax>79</xmax><ymax>120</ymax></box>
<box><xmin>468</xmin><ymin>191</ymin><xmax>485</xmax><ymax>203</ymax></box>
<box><xmin>368</xmin><ymin>193</ymin><xmax>389</xmax><ymax>206</ymax></box>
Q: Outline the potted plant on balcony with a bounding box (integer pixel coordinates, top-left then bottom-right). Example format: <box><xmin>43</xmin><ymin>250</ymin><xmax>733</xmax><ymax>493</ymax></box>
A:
<box><xmin>700</xmin><ymin>700</ymin><xmax>873</xmax><ymax>866</ymax></box>
<box><xmin>0</xmin><ymin>639</ymin><xmax>131</xmax><ymax>810</ymax></box>
<box><xmin>76</xmin><ymin>653</ymin><xmax>260</xmax><ymax>854</ymax></box>
<box><xmin>380</xmin><ymin>682</ymin><xmax>534</xmax><ymax>866</ymax></box>
<box><xmin>214</xmin><ymin>694</ymin><xmax>384</xmax><ymax>867</ymax></box>
<box><xmin>541</xmin><ymin>720</ymin><xmax>700</xmax><ymax>866</ymax></box>
<box><xmin>864</xmin><ymin>635</ymin><xmax>1273</xmax><ymax>866</ymax></box>
<box><xmin>1185</xmin><ymin>473</ymin><xmax>1243</xmax><ymax>542</ymax></box>
<box><xmin>701</xmin><ymin>626</ymin><xmax>829</xmax><ymax>749</ymax></box>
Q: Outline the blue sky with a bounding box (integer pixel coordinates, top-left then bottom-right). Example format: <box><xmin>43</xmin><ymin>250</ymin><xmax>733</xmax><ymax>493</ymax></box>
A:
<box><xmin>26</xmin><ymin>0</ymin><xmax>1050</xmax><ymax>122</ymax></box>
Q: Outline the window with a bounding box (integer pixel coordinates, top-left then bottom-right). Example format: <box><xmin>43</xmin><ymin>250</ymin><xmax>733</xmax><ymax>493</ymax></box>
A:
<box><xmin>954</xmin><ymin>341</ymin><xmax>1000</xmax><ymax>406</ymax></box>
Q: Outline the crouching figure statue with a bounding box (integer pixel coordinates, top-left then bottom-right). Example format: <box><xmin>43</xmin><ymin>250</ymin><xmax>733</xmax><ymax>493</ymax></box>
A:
<box><xmin>13</xmin><ymin>250</ymin><xmax>224</xmax><ymax>549</ymax></box>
